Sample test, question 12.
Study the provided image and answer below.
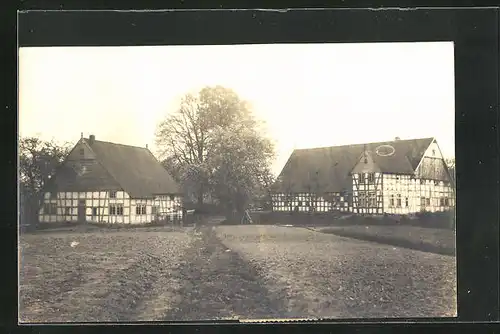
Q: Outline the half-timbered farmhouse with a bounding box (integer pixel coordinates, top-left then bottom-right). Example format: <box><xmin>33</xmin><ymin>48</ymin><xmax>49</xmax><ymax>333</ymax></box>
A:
<box><xmin>39</xmin><ymin>134</ymin><xmax>183</xmax><ymax>224</ymax></box>
<box><xmin>271</xmin><ymin>137</ymin><xmax>454</xmax><ymax>215</ymax></box>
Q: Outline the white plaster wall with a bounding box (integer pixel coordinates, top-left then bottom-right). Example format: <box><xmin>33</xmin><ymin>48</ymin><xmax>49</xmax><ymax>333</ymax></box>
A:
<box><xmin>351</xmin><ymin>172</ymin><xmax>384</xmax><ymax>214</ymax></box>
<box><xmin>40</xmin><ymin>191</ymin><xmax>185</xmax><ymax>224</ymax></box>
<box><xmin>39</xmin><ymin>190</ymin><xmax>132</xmax><ymax>224</ymax></box>
<box><xmin>382</xmin><ymin>174</ymin><xmax>454</xmax><ymax>214</ymax></box>
<box><xmin>422</xmin><ymin>141</ymin><xmax>444</xmax><ymax>159</ymax></box>
<box><xmin>271</xmin><ymin>192</ymin><xmax>347</xmax><ymax>213</ymax></box>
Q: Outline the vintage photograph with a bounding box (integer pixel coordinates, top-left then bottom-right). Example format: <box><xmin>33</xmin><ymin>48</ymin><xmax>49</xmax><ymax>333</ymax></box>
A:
<box><xmin>18</xmin><ymin>42</ymin><xmax>457</xmax><ymax>322</ymax></box>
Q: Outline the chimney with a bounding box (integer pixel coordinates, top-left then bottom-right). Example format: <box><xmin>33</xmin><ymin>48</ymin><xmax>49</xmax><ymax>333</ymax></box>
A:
<box><xmin>394</xmin><ymin>137</ymin><xmax>401</xmax><ymax>141</ymax></box>
<box><xmin>146</xmin><ymin>144</ymin><xmax>148</xmax><ymax>149</ymax></box>
<box><xmin>89</xmin><ymin>134</ymin><xmax>95</xmax><ymax>145</ymax></box>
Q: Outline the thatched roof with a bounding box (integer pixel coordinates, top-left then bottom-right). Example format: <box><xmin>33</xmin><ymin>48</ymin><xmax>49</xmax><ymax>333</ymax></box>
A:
<box><xmin>47</xmin><ymin>138</ymin><xmax>180</xmax><ymax>198</ymax></box>
<box><xmin>84</xmin><ymin>139</ymin><xmax>180</xmax><ymax>198</ymax></box>
<box><xmin>272</xmin><ymin>137</ymin><xmax>435</xmax><ymax>193</ymax></box>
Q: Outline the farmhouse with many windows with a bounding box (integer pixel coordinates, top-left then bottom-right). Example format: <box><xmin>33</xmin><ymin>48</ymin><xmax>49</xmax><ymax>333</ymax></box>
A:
<box><xmin>271</xmin><ymin>137</ymin><xmax>454</xmax><ymax>215</ymax></box>
<box><xmin>38</xmin><ymin>134</ymin><xmax>183</xmax><ymax>224</ymax></box>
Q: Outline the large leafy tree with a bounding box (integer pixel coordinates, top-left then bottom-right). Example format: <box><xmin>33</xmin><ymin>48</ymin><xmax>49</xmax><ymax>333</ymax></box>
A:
<box><xmin>253</xmin><ymin>166</ymin><xmax>276</xmax><ymax>210</ymax></box>
<box><xmin>207</xmin><ymin>124</ymin><xmax>274</xmax><ymax>217</ymax></box>
<box><xmin>156</xmin><ymin>85</ymin><xmax>275</xmax><ymax>216</ymax></box>
<box><xmin>445</xmin><ymin>158</ymin><xmax>456</xmax><ymax>184</ymax></box>
<box><xmin>19</xmin><ymin>137</ymin><xmax>71</xmax><ymax>226</ymax></box>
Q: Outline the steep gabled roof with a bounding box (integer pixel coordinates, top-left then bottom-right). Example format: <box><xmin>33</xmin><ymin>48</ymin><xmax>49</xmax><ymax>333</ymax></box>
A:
<box><xmin>82</xmin><ymin>139</ymin><xmax>180</xmax><ymax>198</ymax></box>
<box><xmin>272</xmin><ymin>137</ymin><xmax>434</xmax><ymax>193</ymax></box>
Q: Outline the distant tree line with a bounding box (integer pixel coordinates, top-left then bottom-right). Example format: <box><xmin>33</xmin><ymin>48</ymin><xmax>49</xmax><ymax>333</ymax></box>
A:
<box><xmin>19</xmin><ymin>137</ymin><xmax>71</xmax><ymax>227</ymax></box>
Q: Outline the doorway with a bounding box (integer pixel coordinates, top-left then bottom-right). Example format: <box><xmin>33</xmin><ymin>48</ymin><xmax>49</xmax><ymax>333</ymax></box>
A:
<box><xmin>77</xmin><ymin>199</ymin><xmax>86</xmax><ymax>222</ymax></box>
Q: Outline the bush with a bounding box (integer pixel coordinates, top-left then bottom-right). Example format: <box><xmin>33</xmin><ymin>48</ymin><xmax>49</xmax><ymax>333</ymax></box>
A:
<box><xmin>322</xmin><ymin>226</ymin><xmax>455</xmax><ymax>256</ymax></box>
<box><xmin>412</xmin><ymin>210</ymin><xmax>455</xmax><ymax>229</ymax></box>
<box><xmin>255</xmin><ymin>210</ymin><xmax>455</xmax><ymax>230</ymax></box>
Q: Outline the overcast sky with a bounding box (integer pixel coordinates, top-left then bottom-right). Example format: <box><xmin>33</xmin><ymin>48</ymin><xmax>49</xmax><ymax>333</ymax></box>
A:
<box><xmin>19</xmin><ymin>42</ymin><xmax>455</xmax><ymax>175</ymax></box>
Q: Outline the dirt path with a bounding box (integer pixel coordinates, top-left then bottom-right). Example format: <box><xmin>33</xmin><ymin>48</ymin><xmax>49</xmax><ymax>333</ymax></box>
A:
<box><xmin>162</xmin><ymin>226</ymin><xmax>291</xmax><ymax>321</ymax></box>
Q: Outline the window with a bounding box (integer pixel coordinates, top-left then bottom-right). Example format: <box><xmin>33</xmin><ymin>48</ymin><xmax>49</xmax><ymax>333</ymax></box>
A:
<box><xmin>396</xmin><ymin>194</ymin><xmax>402</xmax><ymax>208</ymax></box>
<box><xmin>432</xmin><ymin>149</ymin><xmax>436</xmax><ymax>156</ymax></box>
<box><xmin>405</xmin><ymin>197</ymin><xmax>409</xmax><ymax>207</ymax></box>
<box><xmin>305</xmin><ymin>201</ymin><xmax>310</xmax><ymax>207</ymax></box>
<box><xmin>368</xmin><ymin>192</ymin><xmax>377</xmax><ymax>207</ymax></box>
<box><xmin>109</xmin><ymin>191</ymin><xmax>117</xmax><ymax>198</ymax></box>
<box><xmin>358</xmin><ymin>174</ymin><xmax>365</xmax><ymax>184</ymax></box>
<box><xmin>421</xmin><ymin>197</ymin><xmax>426</xmax><ymax>207</ymax></box>
<box><xmin>92</xmin><ymin>207</ymin><xmax>98</xmax><ymax>216</ymax></box>
<box><xmin>169</xmin><ymin>195</ymin><xmax>175</xmax><ymax>201</ymax></box>
<box><xmin>109</xmin><ymin>204</ymin><xmax>123</xmax><ymax>216</ymax></box>
<box><xmin>426</xmin><ymin>198</ymin><xmax>431</xmax><ymax>206</ymax></box>
<box><xmin>298</xmin><ymin>201</ymin><xmax>303</xmax><ymax>206</ymax></box>
<box><xmin>444</xmin><ymin>198</ymin><xmax>449</xmax><ymax>206</ymax></box>
<box><xmin>152</xmin><ymin>206</ymin><xmax>158</xmax><ymax>215</ymax></box>
<box><xmin>65</xmin><ymin>207</ymin><xmax>71</xmax><ymax>215</ymax></box>
<box><xmin>390</xmin><ymin>195</ymin><xmax>395</xmax><ymax>207</ymax></box>
<box><xmin>44</xmin><ymin>203</ymin><xmax>57</xmax><ymax>215</ymax></box>
<box><xmin>358</xmin><ymin>193</ymin><xmax>366</xmax><ymax>207</ymax></box>
<box><xmin>439</xmin><ymin>198</ymin><xmax>445</xmax><ymax>206</ymax></box>
<box><xmin>136</xmin><ymin>204</ymin><xmax>147</xmax><ymax>215</ymax></box>
<box><xmin>367</xmin><ymin>173</ymin><xmax>375</xmax><ymax>184</ymax></box>
<box><xmin>79</xmin><ymin>148</ymin><xmax>85</xmax><ymax>156</ymax></box>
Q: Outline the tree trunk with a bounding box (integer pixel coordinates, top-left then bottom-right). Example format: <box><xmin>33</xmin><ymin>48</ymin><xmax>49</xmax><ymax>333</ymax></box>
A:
<box><xmin>22</xmin><ymin>195</ymin><xmax>41</xmax><ymax>229</ymax></box>
<box><xmin>197</xmin><ymin>183</ymin><xmax>204</xmax><ymax>210</ymax></box>
<box><xmin>224</xmin><ymin>201</ymin><xmax>236</xmax><ymax>223</ymax></box>
<box><xmin>197</xmin><ymin>191</ymin><xmax>204</xmax><ymax>207</ymax></box>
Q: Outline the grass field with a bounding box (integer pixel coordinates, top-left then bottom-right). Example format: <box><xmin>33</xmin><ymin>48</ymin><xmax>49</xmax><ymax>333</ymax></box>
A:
<box><xmin>19</xmin><ymin>222</ymin><xmax>457</xmax><ymax>322</ymax></box>
<box><xmin>316</xmin><ymin>225</ymin><xmax>455</xmax><ymax>256</ymax></box>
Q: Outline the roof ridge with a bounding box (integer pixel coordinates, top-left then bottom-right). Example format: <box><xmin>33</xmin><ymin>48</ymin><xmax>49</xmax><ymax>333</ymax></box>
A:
<box><xmin>85</xmin><ymin>138</ymin><xmax>180</xmax><ymax>197</ymax></box>
<box><xmin>85</xmin><ymin>138</ymin><xmax>149</xmax><ymax>150</ymax></box>
<box><xmin>294</xmin><ymin>137</ymin><xmax>434</xmax><ymax>152</ymax></box>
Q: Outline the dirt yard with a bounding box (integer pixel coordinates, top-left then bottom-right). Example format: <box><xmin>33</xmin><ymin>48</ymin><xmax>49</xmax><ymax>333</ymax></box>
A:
<box><xmin>215</xmin><ymin>225</ymin><xmax>457</xmax><ymax>319</ymax></box>
<box><xmin>19</xmin><ymin>226</ymin><xmax>195</xmax><ymax>323</ymax></box>
<box><xmin>19</xmin><ymin>223</ymin><xmax>457</xmax><ymax>322</ymax></box>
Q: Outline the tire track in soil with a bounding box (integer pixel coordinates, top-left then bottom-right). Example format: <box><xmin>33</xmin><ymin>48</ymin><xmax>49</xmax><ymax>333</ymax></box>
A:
<box><xmin>163</xmin><ymin>226</ymin><xmax>291</xmax><ymax>321</ymax></box>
